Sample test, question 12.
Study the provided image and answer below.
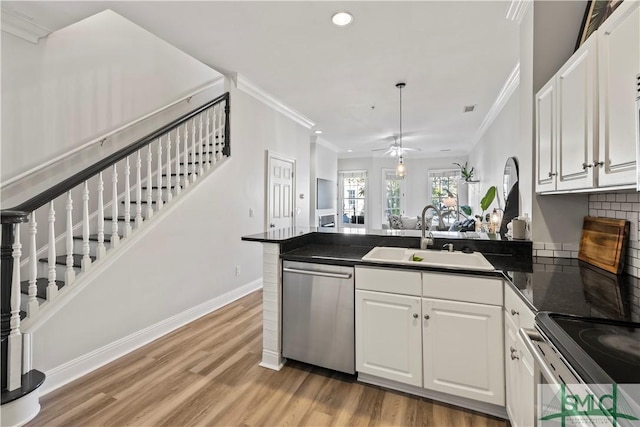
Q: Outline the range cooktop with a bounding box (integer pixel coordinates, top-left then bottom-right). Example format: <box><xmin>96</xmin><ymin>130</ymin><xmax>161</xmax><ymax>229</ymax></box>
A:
<box><xmin>537</xmin><ymin>313</ymin><xmax>640</xmax><ymax>385</ymax></box>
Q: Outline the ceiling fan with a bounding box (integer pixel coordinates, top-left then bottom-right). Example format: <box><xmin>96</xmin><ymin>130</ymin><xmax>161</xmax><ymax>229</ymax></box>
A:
<box><xmin>372</xmin><ymin>137</ymin><xmax>421</xmax><ymax>157</ymax></box>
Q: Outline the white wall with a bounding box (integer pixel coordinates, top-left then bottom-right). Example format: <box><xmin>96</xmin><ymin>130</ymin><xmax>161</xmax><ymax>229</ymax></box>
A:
<box><xmin>310</xmin><ymin>139</ymin><xmax>338</xmax><ymax>225</ymax></box>
<box><xmin>1</xmin><ymin>9</ymin><xmax>222</xmax><ymax>182</ymax></box>
<box><xmin>469</xmin><ymin>90</ymin><xmax>521</xmax><ymax>218</ymax></box>
<box><xmin>338</xmin><ymin>155</ymin><xmax>468</xmax><ymax>229</ymax></box>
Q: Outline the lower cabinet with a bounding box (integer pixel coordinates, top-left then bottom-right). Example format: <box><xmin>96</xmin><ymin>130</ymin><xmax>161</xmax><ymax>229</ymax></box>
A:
<box><xmin>355</xmin><ymin>289</ymin><xmax>422</xmax><ymax>387</ymax></box>
<box><xmin>422</xmin><ymin>298</ymin><xmax>504</xmax><ymax>406</ymax></box>
<box><xmin>355</xmin><ymin>266</ymin><xmax>505</xmax><ymax>408</ymax></box>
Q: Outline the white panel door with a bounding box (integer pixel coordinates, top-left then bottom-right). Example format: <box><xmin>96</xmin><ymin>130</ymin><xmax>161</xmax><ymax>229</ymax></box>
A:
<box><xmin>355</xmin><ymin>290</ymin><xmax>422</xmax><ymax>387</ymax></box>
<box><xmin>597</xmin><ymin>1</ymin><xmax>640</xmax><ymax>187</ymax></box>
<box><xmin>422</xmin><ymin>298</ymin><xmax>504</xmax><ymax>406</ymax></box>
<box><xmin>556</xmin><ymin>36</ymin><xmax>597</xmax><ymax>191</ymax></box>
<box><xmin>505</xmin><ymin>312</ymin><xmax>519</xmax><ymax>425</ymax></box>
<box><xmin>267</xmin><ymin>155</ymin><xmax>294</xmax><ymax>230</ymax></box>
<box><xmin>535</xmin><ymin>79</ymin><xmax>557</xmax><ymax>192</ymax></box>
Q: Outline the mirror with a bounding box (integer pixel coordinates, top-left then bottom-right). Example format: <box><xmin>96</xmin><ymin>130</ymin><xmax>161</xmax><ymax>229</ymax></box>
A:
<box><xmin>500</xmin><ymin>157</ymin><xmax>519</xmax><ymax>235</ymax></box>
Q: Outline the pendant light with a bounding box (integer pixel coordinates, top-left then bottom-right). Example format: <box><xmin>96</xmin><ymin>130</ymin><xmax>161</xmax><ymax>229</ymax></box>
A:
<box><xmin>395</xmin><ymin>82</ymin><xmax>407</xmax><ymax>177</ymax></box>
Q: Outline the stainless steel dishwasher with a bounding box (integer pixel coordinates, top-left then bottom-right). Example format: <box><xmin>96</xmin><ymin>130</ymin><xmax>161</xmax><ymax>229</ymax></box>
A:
<box><xmin>282</xmin><ymin>260</ymin><xmax>355</xmax><ymax>374</ymax></box>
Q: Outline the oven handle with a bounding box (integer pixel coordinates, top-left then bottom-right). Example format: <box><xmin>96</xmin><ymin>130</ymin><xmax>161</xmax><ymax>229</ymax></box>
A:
<box><xmin>519</xmin><ymin>327</ymin><xmax>559</xmax><ymax>385</ymax></box>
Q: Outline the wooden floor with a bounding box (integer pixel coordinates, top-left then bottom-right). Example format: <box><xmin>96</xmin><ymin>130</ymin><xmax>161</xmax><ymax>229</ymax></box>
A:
<box><xmin>28</xmin><ymin>290</ymin><xmax>508</xmax><ymax>427</ymax></box>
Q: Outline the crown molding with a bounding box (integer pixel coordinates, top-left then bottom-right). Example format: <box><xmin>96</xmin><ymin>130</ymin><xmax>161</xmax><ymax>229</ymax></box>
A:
<box><xmin>313</xmin><ymin>137</ymin><xmax>341</xmax><ymax>153</ymax></box>
<box><xmin>505</xmin><ymin>0</ymin><xmax>532</xmax><ymax>24</ymax></box>
<box><xmin>231</xmin><ymin>73</ymin><xmax>315</xmax><ymax>129</ymax></box>
<box><xmin>1</xmin><ymin>8</ymin><xmax>51</xmax><ymax>44</ymax></box>
<box><xmin>470</xmin><ymin>62</ymin><xmax>520</xmax><ymax>149</ymax></box>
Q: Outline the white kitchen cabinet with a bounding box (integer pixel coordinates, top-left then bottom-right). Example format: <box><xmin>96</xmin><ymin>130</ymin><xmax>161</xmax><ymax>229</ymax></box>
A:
<box><xmin>422</xmin><ymin>297</ymin><xmax>504</xmax><ymax>406</ymax></box>
<box><xmin>355</xmin><ymin>289</ymin><xmax>422</xmax><ymax>387</ymax></box>
<box><xmin>504</xmin><ymin>285</ymin><xmax>535</xmax><ymax>427</ymax></box>
<box><xmin>597</xmin><ymin>1</ymin><xmax>640</xmax><ymax>187</ymax></box>
<box><xmin>535</xmin><ymin>35</ymin><xmax>597</xmax><ymax>192</ymax></box>
<box><xmin>556</xmin><ymin>36</ymin><xmax>598</xmax><ymax>191</ymax></box>
<box><xmin>536</xmin><ymin>1</ymin><xmax>639</xmax><ymax>193</ymax></box>
<box><xmin>536</xmin><ymin>78</ymin><xmax>557</xmax><ymax>193</ymax></box>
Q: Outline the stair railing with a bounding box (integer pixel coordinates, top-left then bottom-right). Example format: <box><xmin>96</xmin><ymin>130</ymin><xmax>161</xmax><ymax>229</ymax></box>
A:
<box><xmin>0</xmin><ymin>92</ymin><xmax>229</xmax><ymax>396</ymax></box>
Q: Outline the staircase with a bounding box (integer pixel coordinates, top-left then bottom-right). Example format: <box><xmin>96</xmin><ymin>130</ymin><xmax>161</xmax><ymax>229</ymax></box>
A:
<box><xmin>0</xmin><ymin>92</ymin><xmax>230</xmax><ymax>426</ymax></box>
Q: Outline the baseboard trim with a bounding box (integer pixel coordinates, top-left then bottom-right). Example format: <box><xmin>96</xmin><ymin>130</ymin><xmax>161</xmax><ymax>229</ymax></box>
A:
<box><xmin>40</xmin><ymin>278</ymin><xmax>262</xmax><ymax>396</ymax></box>
<box><xmin>358</xmin><ymin>373</ymin><xmax>508</xmax><ymax>420</ymax></box>
<box><xmin>259</xmin><ymin>350</ymin><xmax>285</xmax><ymax>371</ymax></box>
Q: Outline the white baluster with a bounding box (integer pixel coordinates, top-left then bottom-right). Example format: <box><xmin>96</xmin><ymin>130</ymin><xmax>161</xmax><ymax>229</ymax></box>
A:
<box><xmin>183</xmin><ymin>124</ymin><xmax>190</xmax><ymax>189</ymax></box>
<box><xmin>96</xmin><ymin>172</ymin><xmax>106</xmax><ymax>259</ymax></box>
<box><xmin>156</xmin><ymin>139</ymin><xmax>164</xmax><ymax>210</ymax></box>
<box><xmin>81</xmin><ymin>181</ymin><xmax>92</xmax><ymax>271</ymax></box>
<box><xmin>174</xmin><ymin>128</ymin><xmax>182</xmax><ymax>196</ymax></box>
<box><xmin>166</xmin><ymin>133</ymin><xmax>173</xmax><ymax>202</ymax></box>
<box><xmin>65</xmin><ymin>191</ymin><xmax>76</xmax><ymax>285</ymax></box>
<box><xmin>111</xmin><ymin>164</ymin><xmax>120</xmax><ymax>248</ymax></box>
<box><xmin>8</xmin><ymin>224</ymin><xmax>23</xmax><ymax>390</ymax></box>
<box><xmin>47</xmin><ymin>201</ymin><xmax>58</xmax><ymax>300</ymax></box>
<box><xmin>27</xmin><ymin>212</ymin><xmax>38</xmax><ymax>316</ymax></box>
<box><xmin>205</xmin><ymin>109</ymin><xmax>212</xmax><ymax>169</ymax></box>
<box><xmin>220</xmin><ymin>102</ymin><xmax>226</xmax><ymax>159</ymax></box>
<box><xmin>123</xmin><ymin>157</ymin><xmax>132</xmax><ymax>237</ymax></box>
<box><xmin>198</xmin><ymin>114</ymin><xmax>204</xmax><ymax>176</ymax></box>
<box><xmin>191</xmin><ymin>119</ymin><xmax>197</xmax><ymax>182</ymax></box>
<box><xmin>146</xmin><ymin>144</ymin><xmax>154</xmax><ymax>218</ymax></box>
<box><xmin>212</xmin><ymin>106</ymin><xmax>218</xmax><ymax>165</ymax></box>
<box><xmin>135</xmin><ymin>151</ymin><xmax>143</xmax><ymax>227</ymax></box>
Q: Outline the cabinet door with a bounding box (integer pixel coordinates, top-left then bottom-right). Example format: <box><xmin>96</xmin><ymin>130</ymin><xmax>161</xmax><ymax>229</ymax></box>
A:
<box><xmin>597</xmin><ymin>1</ymin><xmax>640</xmax><ymax>187</ymax></box>
<box><xmin>556</xmin><ymin>36</ymin><xmax>597</xmax><ymax>191</ymax></box>
<box><xmin>356</xmin><ymin>290</ymin><xmax>422</xmax><ymax>386</ymax></box>
<box><xmin>422</xmin><ymin>298</ymin><xmax>504</xmax><ymax>406</ymax></box>
<box><xmin>516</xmin><ymin>331</ymin><xmax>536</xmax><ymax>427</ymax></box>
<box><xmin>504</xmin><ymin>312</ymin><xmax>519</xmax><ymax>425</ymax></box>
<box><xmin>536</xmin><ymin>78</ymin><xmax>557</xmax><ymax>192</ymax></box>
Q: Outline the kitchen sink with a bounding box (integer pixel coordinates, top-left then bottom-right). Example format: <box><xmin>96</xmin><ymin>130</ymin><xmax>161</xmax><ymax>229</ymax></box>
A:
<box><xmin>361</xmin><ymin>246</ymin><xmax>495</xmax><ymax>271</ymax></box>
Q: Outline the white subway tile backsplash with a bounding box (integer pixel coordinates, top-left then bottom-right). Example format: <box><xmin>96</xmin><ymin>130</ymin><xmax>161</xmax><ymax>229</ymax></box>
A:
<box><xmin>627</xmin><ymin>193</ymin><xmax>639</xmax><ymax>203</ymax></box>
<box><xmin>589</xmin><ymin>209</ymin><xmax>598</xmax><ymax>216</ymax></box>
<box><xmin>553</xmin><ymin>250</ymin><xmax>571</xmax><ymax>258</ymax></box>
<box><xmin>616</xmin><ymin>194</ymin><xmax>627</xmax><ymax>202</ymax></box>
<box><xmin>606</xmin><ymin>194</ymin><xmax>617</xmax><ymax>202</ymax></box>
<box><xmin>602</xmin><ymin>202</ymin><xmax>612</xmax><ymax>210</ymax></box>
<box><xmin>596</xmin><ymin>194</ymin><xmax>606</xmax><ymax>202</ymax></box>
<box><xmin>537</xmin><ymin>249</ymin><xmax>554</xmax><ymax>257</ymax></box>
<box><xmin>598</xmin><ymin>209</ymin><xmax>607</xmax><ymax>216</ymax></box>
<box><xmin>545</xmin><ymin>243</ymin><xmax>562</xmax><ymax>250</ymax></box>
<box><xmin>616</xmin><ymin>211</ymin><xmax>627</xmax><ymax>219</ymax></box>
<box><xmin>562</xmin><ymin>243</ymin><xmax>579</xmax><ymax>251</ymax></box>
<box><xmin>571</xmin><ymin>251</ymin><xmax>579</xmax><ymax>258</ymax></box>
<box><xmin>611</xmin><ymin>202</ymin><xmax>622</xmax><ymax>210</ymax></box>
<box><xmin>533</xmin><ymin>242</ymin><xmax>545</xmax><ymax>250</ymax></box>
<box><xmin>621</xmin><ymin>202</ymin><xmax>633</xmax><ymax>211</ymax></box>
<box><xmin>592</xmin><ymin>202</ymin><xmax>602</xmax><ymax>209</ymax></box>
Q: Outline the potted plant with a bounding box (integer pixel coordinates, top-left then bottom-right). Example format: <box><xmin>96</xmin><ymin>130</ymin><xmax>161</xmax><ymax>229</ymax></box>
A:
<box><xmin>454</xmin><ymin>162</ymin><xmax>475</xmax><ymax>182</ymax></box>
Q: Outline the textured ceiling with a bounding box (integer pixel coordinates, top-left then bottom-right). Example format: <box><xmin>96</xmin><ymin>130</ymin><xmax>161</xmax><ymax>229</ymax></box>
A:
<box><xmin>3</xmin><ymin>1</ymin><xmax>520</xmax><ymax>158</ymax></box>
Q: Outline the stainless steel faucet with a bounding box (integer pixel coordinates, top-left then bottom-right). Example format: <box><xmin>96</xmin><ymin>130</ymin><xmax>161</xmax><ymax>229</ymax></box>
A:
<box><xmin>420</xmin><ymin>204</ymin><xmax>446</xmax><ymax>249</ymax></box>
<box><xmin>442</xmin><ymin>243</ymin><xmax>454</xmax><ymax>252</ymax></box>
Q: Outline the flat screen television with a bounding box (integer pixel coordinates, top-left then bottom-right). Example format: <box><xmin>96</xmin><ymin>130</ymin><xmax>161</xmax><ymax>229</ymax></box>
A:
<box><xmin>316</xmin><ymin>178</ymin><xmax>336</xmax><ymax>210</ymax></box>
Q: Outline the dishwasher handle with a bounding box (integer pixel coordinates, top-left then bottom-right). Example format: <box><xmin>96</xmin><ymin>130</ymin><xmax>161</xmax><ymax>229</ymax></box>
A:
<box><xmin>283</xmin><ymin>267</ymin><xmax>353</xmax><ymax>280</ymax></box>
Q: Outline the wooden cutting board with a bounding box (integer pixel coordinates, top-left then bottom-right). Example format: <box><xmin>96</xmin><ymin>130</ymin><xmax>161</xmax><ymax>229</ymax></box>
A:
<box><xmin>578</xmin><ymin>216</ymin><xmax>629</xmax><ymax>274</ymax></box>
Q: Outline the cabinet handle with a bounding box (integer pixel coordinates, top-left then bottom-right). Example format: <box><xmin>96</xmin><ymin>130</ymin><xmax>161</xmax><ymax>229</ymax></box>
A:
<box><xmin>510</xmin><ymin>346</ymin><xmax>519</xmax><ymax>360</ymax></box>
<box><xmin>593</xmin><ymin>160</ymin><xmax>604</xmax><ymax>167</ymax></box>
<box><xmin>548</xmin><ymin>172</ymin><xmax>557</xmax><ymax>177</ymax></box>
<box><xmin>413</xmin><ymin>313</ymin><xmax>419</xmax><ymax>319</ymax></box>
<box><xmin>582</xmin><ymin>162</ymin><xmax>593</xmax><ymax>170</ymax></box>
<box><xmin>424</xmin><ymin>314</ymin><xmax>430</xmax><ymax>320</ymax></box>
<box><xmin>511</xmin><ymin>309</ymin><xmax>519</xmax><ymax>316</ymax></box>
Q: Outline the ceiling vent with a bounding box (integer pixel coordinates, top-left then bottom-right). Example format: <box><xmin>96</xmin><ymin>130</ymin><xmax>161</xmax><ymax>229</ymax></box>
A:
<box><xmin>463</xmin><ymin>105</ymin><xmax>476</xmax><ymax>113</ymax></box>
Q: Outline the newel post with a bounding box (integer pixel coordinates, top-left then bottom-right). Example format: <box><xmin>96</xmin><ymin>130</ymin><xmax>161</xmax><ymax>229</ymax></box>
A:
<box><xmin>1</xmin><ymin>210</ymin><xmax>29</xmax><ymax>392</ymax></box>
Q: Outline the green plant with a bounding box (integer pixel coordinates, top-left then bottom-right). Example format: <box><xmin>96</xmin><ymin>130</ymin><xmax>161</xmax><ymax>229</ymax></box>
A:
<box><xmin>454</xmin><ymin>162</ymin><xmax>475</xmax><ymax>181</ymax></box>
<box><xmin>459</xmin><ymin>205</ymin><xmax>472</xmax><ymax>216</ymax></box>
<box><xmin>480</xmin><ymin>186</ymin><xmax>497</xmax><ymax>217</ymax></box>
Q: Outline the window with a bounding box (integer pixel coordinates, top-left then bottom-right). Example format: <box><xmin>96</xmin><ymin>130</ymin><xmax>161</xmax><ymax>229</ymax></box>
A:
<box><xmin>339</xmin><ymin>171</ymin><xmax>366</xmax><ymax>227</ymax></box>
<box><xmin>428</xmin><ymin>169</ymin><xmax>461</xmax><ymax>226</ymax></box>
<box><xmin>382</xmin><ymin>169</ymin><xmax>405</xmax><ymax>220</ymax></box>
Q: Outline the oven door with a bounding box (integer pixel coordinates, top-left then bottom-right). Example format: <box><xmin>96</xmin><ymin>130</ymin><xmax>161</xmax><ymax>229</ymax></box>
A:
<box><xmin>520</xmin><ymin>328</ymin><xmax>595</xmax><ymax>427</ymax></box>
<box><xmin>636</xmin><ymin>73</ymin><xmax>640</xmax><ymax>189</ymax></box>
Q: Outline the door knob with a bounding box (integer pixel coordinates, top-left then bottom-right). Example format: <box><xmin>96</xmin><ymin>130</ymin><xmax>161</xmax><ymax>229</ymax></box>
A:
<box><xmin>593</xmin><ymin>160</ymin><xmax>604</xmax><ymax>167</ymax></box>
<box><xmin>424</xmin><ymin>314</ymin><xmax>430</xmax><ymax>320</ymax></box>
<box><xmin>548</xmin><ymin>172</ymin><xmax>557</xmax><ymax>177</ymax></box>
<box><xmin>269</xmin><ymin>223</ymin><xmax>275</xmax><ymax>228</ymax></box>
<box><xmin>413</xmin><ymin>313</ymin><xmax>419</xmax><ymax>319</ymax></box>
<box><xmin>511</xmin><ymin>309</ymin><xmax>519</xmax><ymax>316</ymax></box>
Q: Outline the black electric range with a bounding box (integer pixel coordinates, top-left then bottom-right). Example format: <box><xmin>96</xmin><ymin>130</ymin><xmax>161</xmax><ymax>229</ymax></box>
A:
<box><xmin>537</xmin><ymin>312</ymin><xmax>640</xmax><ymax>385</ymax></box>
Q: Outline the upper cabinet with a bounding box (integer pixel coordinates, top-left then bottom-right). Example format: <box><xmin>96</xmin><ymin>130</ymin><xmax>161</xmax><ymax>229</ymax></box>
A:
<box><xmin>536</xmin><ymin>1</ymin><xmax>639</xmax><ymax>194</ymax></box>
<box><xmin>597</xmin><ymin>2</ymin><xmax>640</xmax><ymax>187</ymax></box>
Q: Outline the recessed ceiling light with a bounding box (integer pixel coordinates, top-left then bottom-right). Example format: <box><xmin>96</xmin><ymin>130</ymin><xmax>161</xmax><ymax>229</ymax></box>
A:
<box><xmin>347</xmin><ymin>149</ymin><xmax>353</xmax><ymax>153</ymax></box>
<box><xmin>332</xmin><ymin>12</ymin><xmax>353</xmax><ymax>26</ymax></box>
<box><xmin>313</xmin><ymin>130</ymin><xmax>323</xmax><ymax>134</ymax></box>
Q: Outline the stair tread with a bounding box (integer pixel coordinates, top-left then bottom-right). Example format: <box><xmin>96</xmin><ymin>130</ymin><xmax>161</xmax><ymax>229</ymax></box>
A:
<box><xmin>140</xmin><ymin>185</ymin><xmax>171</xmax><ymax>190</ymax></box>
<box><xmin>73</xmin><ymin>233</ymin><xmax>123</xmax><ymax>242</ymax></box>
<box><xmin>104</xmin><ymin>216</ymin><xmax>135</xmax><ymax>222</ymax></box>
<box><xmin>0</xmin><ymin>370</ymin><xmax>46</xmax><ymax>405</ymax></box>
<box><xmin>39</xmin><ymin>254</ymin><xmax>95</xmax><ymax>267</ymax></box>
<box><xmin>20</xmin><ymin>277</ymin><xmax>66</xmax><ymax>299</ymax></box>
